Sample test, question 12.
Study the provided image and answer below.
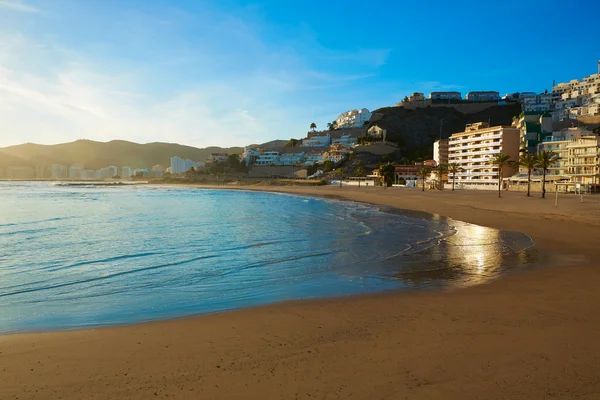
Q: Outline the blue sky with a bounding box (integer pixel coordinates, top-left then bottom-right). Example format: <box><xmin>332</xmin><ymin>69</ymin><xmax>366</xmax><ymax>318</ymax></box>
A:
<box><xmin>1</xmin><ymin>0</ymin><xmax>598</xmax><ymax>148</ymax></box>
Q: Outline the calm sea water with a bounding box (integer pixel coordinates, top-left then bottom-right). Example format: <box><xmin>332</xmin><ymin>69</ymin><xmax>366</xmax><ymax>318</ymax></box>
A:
<box><xmin>0</xmin><ymin>182</ymin><xmax>538</xmax><ymax>333</ymax></box>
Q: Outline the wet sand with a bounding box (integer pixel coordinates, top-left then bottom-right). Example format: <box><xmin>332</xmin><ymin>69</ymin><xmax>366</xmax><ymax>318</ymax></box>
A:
<box><xmin>2</xmin><ymin>187</ymin><xmax>600</xmax><ymax>399</ymax></box>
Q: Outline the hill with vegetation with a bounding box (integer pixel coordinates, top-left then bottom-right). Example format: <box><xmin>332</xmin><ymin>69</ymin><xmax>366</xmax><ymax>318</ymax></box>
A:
<box><xmin>0</xmin><ymin>140</ymin><xmax>243</xmax><ymax>170</ymax></box>
<box><xmin>366</xmin><ymin>103</ymin><xmax>522</xmax><ymax>161</ymax></box>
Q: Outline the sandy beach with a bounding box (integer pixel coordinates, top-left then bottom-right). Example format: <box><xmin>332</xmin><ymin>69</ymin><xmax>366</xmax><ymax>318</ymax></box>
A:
<box><xmin>2</xmin><ymin>186</ymin><xmax>600</xmax><ymax>399</ymax></box>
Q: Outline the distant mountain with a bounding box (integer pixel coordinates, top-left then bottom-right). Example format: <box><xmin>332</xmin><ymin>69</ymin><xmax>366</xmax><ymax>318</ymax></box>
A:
<box><xmin>0</xmin><ymin>140</ymin><xmax>243</xmax><ymax>170</ymax></box>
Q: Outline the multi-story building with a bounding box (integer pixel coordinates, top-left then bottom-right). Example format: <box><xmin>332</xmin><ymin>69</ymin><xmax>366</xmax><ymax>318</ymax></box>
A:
<box><xmin>429</xmin><ymin>92</ymin><xmax>462</xmax><ymax>101</ymax></box>
<box><xmin>69</xmin><ymin>163</ymin><xmax>84</xmax><ymax>179</ymax></box>
<box><xmin>433</xmin><ymin>139</ymin><xmax>449</xmax><ymax>166</ymax></box>
<box><xmin>170</xmin><ymin>156</ymin><xmax>204</xmax><ymax>174</ymax></box>
<box><xmin>331</xmin><ymin>134</ymin><xmax>357</xmax><ymax>147</ymax></box>
<box><xmin>302</xmin><ymin>133</ymin><xmax>331</xmax><ymax>147</ymax></box>
<box><xmin>51</xmin><ymin>164</ymin><xmax>68</xmax><ymax>179</ymax></box>
<box><xmin>408</xmin><ymin>92</ymin><xmax>425</xmax><ymax>102</ymax></box>
<box><xmin>82</xmin><ymin>170</ymin><xmax>96</xmax><ymax>180</ymax></box>
<box><xmin>465</xmin><ymin>91</ymin><xmax>500</xmax><ymax>102</ymax></box>
<box><xmin>566</xmin><ymin>136</ymin><xmax>600</xmax><ymax>186</ymax></box>
<box><xmin>448</xmin><ymin>122</ymin><xmax>520</xmax><ymax>189</ymax></box>
<box><xmin>334</xmin><ymin>108</ymin><xmax>371</xmax><ymax>128</ymax></box>
<box><xmin>522</xmin><ymin>93</ymin><xmax>553</xmax><ymax>113</ymax></box>
<box><xmin>35</xmin><ymin>166</ymin><xmax>45</xmax><ymax>179</ymax></box>
<box><xmin>513</xmin><ymin>112</ymin><xmax>553</xmax><ymax>154</ymax></box>
<box><xmin>552</xmin><ymin>61</ymin><xmax>600</xmax><ymax>121</ymax></box>
<box><xmin>324</xmin><ymin>144</ymin><xmax>349</xmax><ymax>163</ymax></box>
<box><xmin>121</xmin><ymin>166</ymin><xmax>132</xmax><ymax>178</ymax></box>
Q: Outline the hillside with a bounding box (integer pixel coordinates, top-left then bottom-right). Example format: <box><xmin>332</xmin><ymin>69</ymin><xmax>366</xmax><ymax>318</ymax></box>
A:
<box><xmin>0</xmin><ymin>140</ymin><xmax>243</xmax><ymax>170</ymax></box>
<box><xmin>367</xmin><ymin>103</ymin><xmax>522</xmax><ymax>160</ymax></box>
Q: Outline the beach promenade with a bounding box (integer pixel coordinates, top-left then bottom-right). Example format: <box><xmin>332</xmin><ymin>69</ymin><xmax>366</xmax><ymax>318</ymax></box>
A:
<box><xmin>2</xmin><ymin>187</ymin><xmax>600</xmax><ymax>399</ymax></box>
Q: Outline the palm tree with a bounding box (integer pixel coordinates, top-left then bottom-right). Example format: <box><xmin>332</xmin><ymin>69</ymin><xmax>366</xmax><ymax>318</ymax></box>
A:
<box><xmin>418</xmin><ymin>167</ymin><xmax>430</xmax><ymax>192</ymax></box>
<box><xmin>447</xmin><ymin>163</ymin><xmax>462</xmax><ymax>191</ymax></box>
<box><xmin>489</xmin><ymin>153</ymin><xmax>512</xmax><ymax>198</ymax></box>
<box><xmin>310</xmin><ymin>122</ymin><xmax>317</xmax><ymax>132</ymax></box>
<box><xmin>434</xmin><ymin>164</ymin><xmax>448</xmax><ymax>190</ymax></box>
<box><xmin>537</xmin><ymin>150</ymin><xmax>561</xmax><ymax>199</ymax></box>
<box><xmin>355</xmin><ymin>167</ymin><xmax>365</xmax><ymax>187</ymax></box>
<box><xmin>517</xmin><ymin>153</ymin><xmax>538</xmax><ymax>197</ymax></box>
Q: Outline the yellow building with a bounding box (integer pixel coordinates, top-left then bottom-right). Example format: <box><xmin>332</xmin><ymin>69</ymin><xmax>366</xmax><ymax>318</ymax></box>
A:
<box><xmin>448</xmin><ymin>122</ymin><xmax>520</xmax><ymax>189</ymax></box>
<box><xmin>566</xmin><ymin>136</ymin><xmax>600</xmax><ymax>186</ymax></box>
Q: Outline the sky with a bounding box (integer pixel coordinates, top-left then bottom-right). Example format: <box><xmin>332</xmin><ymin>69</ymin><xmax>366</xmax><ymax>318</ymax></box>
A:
<box><xmin>0</xmin><ymin>0</ymin><xmax>599</xmax><ymax>149</ymax></box>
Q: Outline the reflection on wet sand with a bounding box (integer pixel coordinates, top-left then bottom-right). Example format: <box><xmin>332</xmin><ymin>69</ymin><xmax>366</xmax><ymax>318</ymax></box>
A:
<box><xmin>392</xmin><ymin>219</ymin><xmax>537</xmax><ymax>289</ymax></box>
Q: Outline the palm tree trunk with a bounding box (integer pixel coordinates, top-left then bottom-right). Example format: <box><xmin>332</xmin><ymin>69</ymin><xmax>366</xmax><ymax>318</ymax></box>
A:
<box><xmin>527</xmin><ymin>169</ymin><xmax>531</xmax><ymax>197</ymax></box>
<box><xmin>422</xmin><ymin>176</ymin><xmax>425</xmax><ymax>191</ymax></box>
<box><xmin>452</xmin><ymin>175</ymin><xmax>455</xmax><ymax>191</ymax></box>
<box><xmin>498</xmin><ymin>167</ymin><xmax>502</xmax><ymax>198</ymax></box>
<box><xmin>542</xmin><ymin>169</ymin><xmax>547</xmax><ymax>198</ymax></box>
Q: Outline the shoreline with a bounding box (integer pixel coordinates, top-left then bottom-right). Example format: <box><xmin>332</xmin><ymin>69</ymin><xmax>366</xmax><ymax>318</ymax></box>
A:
<box><xmin>2</xmin><ymin>185</ymin><xmax>600</xmax><ymax>399</ymax></box>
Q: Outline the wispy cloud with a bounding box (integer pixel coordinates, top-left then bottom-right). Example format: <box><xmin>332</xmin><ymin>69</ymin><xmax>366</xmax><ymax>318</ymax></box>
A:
<box><xmin>0</xmin><ymin>3</ymin><xmax>389</xmax><ymax>148</ymax></box>
<box><xmin>0</xmin><ymin>0</ymin><xmax>40</xmax><ymax>13</ymax></box>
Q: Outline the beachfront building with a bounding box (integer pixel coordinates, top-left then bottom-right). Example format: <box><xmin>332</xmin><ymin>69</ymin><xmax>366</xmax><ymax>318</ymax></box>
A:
<box><xmin>465</xmin><ymin>91</ymin><xmax>500</xmax><ymax>102</ymax></box>
<box><xmin>429</xmin><ymin>92</ymin><xmax>462</xmax><ymax>101</ymax></box>
<box><xmin>433</xmin><ymin>139</ymin><xmax>449</xmax><ymax>166</ymax></box>
<box><xmin>566</xmin><ymin>136</ymin><xmax>600</xmax><ymax>188</ymax></box>
<box><xmin>552</xmin><ymin>61</ymin><xmax>600</xmax><ymax>121</ymax></box>
<box><xmin>448</xmin><ymin>122</ymin><xmax>520</xmax><ymax>190</ymax></box>
<box><xmin>51</xmin><ymin>164</ymin><xmax>68</xmax><ymax>179</ymax></box>
<box><xmin>334</xmin><ymin>108</ymin><xmax>371</xmax><ymax>128</ymax></box>
<box><xmin>241</xmin><ymin>147</ymin><xmax>261</xmax><ymax>166</ymax></box>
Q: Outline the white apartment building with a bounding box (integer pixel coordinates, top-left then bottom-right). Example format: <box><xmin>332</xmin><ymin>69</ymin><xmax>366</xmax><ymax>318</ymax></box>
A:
<box><xmin>552</xmin><ymin>61</ymin><xmax>600</xmax><ymax>121</ymax></box>
<box><xmin>334</xmin><ymin>108</ymin><xmax>371</xmax><ymax>128</ymax></box>
<box><xmin>448</xmin><ymin>122</ymin><xmax>520</xmax><ymax>189</ymax></box>
<box><xmin>170</xmin><ymin>156</ymin><xmax>203</xmax><ymax>174</ymax></box>
<box><xmin>465</xmin><ymin>91</ymin><xmax>500</xmax><ymax>102</ymax></box>
<box><xmin>429</xmin><ymin>92</ymin><xmax>462</xmax><ymax>100</ymax></box>
<box><xmin>522</xmin><ymin>93</ymin><xmax>553</xmax><ymax>113</ymax></box>
<box><xmin>82</xmin><ymin>170</ymin><xmax>96</xmax><ymax>180</ymax></box>
<box><xmin>433</xmin><ymin>139</ymin><xmax>449</xmax><ymax>166</ymax></box>
<box><xmin>566</xmin><ymin>136</ymin><xmax>600</xmax><ymax>186</ymax></box>
<box><xmin>69</xmin><ymin>163</ymin><xmax>84</xmax><ymax>179</ymax></box>
<box><xmin>51</xmin><ymin>164</ymin><xmax>68</xmax><ymax>179</ymax></box>
<box><xmin>121</xmin><ymin>166</ymin><xmax>132</xmax><ymax>178</ymax></box>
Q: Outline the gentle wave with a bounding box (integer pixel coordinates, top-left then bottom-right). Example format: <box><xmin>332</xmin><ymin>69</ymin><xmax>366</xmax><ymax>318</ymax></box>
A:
<box><xmin>0</xmin><ymin>183</ymin><xmax>540</xmax><ymax>333</ymax></box>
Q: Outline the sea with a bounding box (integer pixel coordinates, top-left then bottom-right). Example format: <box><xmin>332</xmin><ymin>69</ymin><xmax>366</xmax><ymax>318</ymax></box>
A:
<box><xmin>0</xmin><ymin>182</ymin><xmax>539</xmax><ymax>333</ymax></box>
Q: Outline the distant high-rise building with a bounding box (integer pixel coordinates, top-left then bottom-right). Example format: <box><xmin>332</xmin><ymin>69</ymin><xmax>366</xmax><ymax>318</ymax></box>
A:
<box><xmin>69</xmin><ymin>163</ymin><xmax>84</xmax><ymax>179</ymax></box>
<box><xmin>170</xmin><ymin>157</ymin><xmax>203</xmax><ymax>174</ymax></box>
<box><xmin>51</xmin><ymin>164</ymin><xmax>68</xmax><ymax>179</ymax></box>
<box><xmin>35</xmin><ymin>166</ymin><xmax>45</xmax><ymax>179</ymax></box>
<box><xmin>121</xmin><ymin>166</ymin><xmax>132</xmax><ymax>178</ymax></box>
<box><xmin>82</xmin><ymin>170</ymin><xmax>96</xmax><ymax>180</ymax></box>
<box><xmin>433</xmin><ymin>139</ymin><xmax>449</xmax><ymax>166</ymax></box>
